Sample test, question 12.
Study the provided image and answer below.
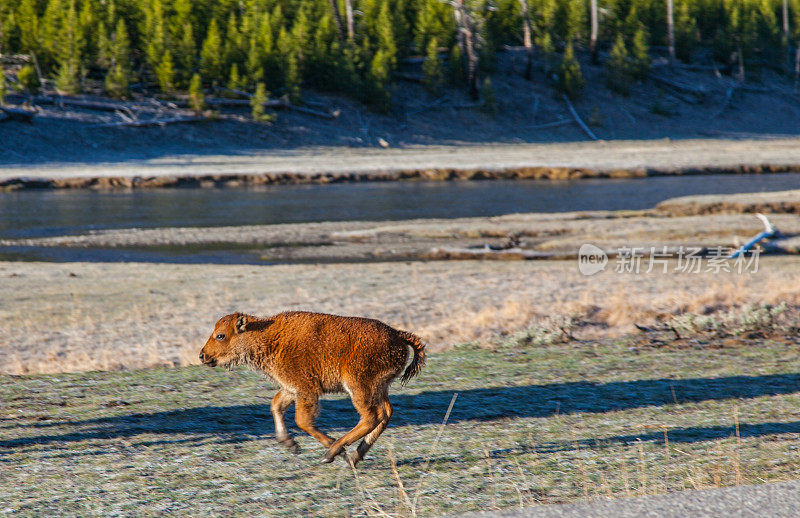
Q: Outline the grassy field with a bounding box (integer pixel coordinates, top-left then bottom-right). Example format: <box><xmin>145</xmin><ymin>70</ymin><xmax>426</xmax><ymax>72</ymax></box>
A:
<box><xmin>3</xmin><ymin>257</ymin><xmax>800</xmax><ymax>375</ymax></box>
<box><xmin>4</xmin><ymin>330</ymin><xmax>800</xmax><ymax>516</ymax></box>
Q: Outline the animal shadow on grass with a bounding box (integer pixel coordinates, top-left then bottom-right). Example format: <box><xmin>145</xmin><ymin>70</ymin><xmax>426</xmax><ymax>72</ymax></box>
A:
<box><xmin>4</xmin><ymin>373</ymin><xmax>800</xmax><ymax>454</ymax></box>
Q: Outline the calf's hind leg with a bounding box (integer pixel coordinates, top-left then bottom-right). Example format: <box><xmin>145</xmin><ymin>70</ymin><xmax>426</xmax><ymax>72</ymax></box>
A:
<box><xmin>271</xmin><ymin>389</ymin><xmax>299</xmax><ymax>453</ymax></box>
<box><xmin>323</xmin><ymin>389</ymin><xmax>381</xmax><ymax>463</ymax></box>
<box><xmin>350</xmin><ymin>397</ymin><xmax>393</xmax><ymax>466</ymax></box>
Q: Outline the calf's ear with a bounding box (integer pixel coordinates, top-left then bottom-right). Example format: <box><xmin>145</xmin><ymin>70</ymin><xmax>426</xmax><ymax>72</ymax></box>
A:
<box><xmin>235</xmin><ymin>315</ymin><xmax>248</xmax><ymax>334</ymax></box>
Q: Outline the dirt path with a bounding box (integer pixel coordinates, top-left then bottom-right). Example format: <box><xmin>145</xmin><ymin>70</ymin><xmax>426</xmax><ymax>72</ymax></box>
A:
<box><xmin>3</xmin><ymin>138</ymin><xmax>800</xmax><ymax>188</ymax></box>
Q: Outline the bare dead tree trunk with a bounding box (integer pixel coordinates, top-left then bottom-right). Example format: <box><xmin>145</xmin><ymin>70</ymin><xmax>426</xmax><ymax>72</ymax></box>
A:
<box><xmin>327</xmin><ymin>0</ymin><xmax>347</xmax><ymax>44</ymax></box>
<box><xmin>783</xmin><ymin>0</ymin><xmax>790</xmax><ymax>40</ymax></box>
<box><xmin>589</xmin><ymin>0</ymin><xmax>599</xmax><ymax>64</ymax></box>
<box><xmin>345</xmin><ymin>0</ymin><xmax>355</xmax><ymax>40</ymax></box>
<box><xmin>782</xmin><ymin>0</ymin><xmax>791</xmax><ymax>74</ymax></box>
<box><xmin>666</xmin><ymin>0</ymin><xmax>675</xmax><ymax>63</ymax></box>
<box><xmin>453</xmin><ymin>0</ymin><xmax>480</xmax><ymax>99</ymax></box>
<box><xmin>795</xmin><ymin>46</ymin><xmax>800</xmax><ymax>88</ymax></box>
<box><xmin>737</xmin><ymin>45</ymin><xmax>745</xmax><ymax>82</ymax></box>
<box><xmin>518</xmin><ymin>0</ymin><xmax>534</xmax><ymax>79</ymax></box>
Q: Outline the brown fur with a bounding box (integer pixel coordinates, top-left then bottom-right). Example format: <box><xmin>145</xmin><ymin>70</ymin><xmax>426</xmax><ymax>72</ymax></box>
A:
<box><xmin>199</xmin><ymin>311</ymin><xmax>425</xmax><ymax>465</ymax></box>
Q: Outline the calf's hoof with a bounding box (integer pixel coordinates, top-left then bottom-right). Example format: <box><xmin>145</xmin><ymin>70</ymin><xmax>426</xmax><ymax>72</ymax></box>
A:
<box><xmin>321</xmin><ymin>446</ymin><xmax>347</xmax><ymax>464</ymax></box>
<box><xmin>279</xmin><ymin>438</ymin><xmax>300</xmax><ymax>454</ymax></box>
<box><xmin>321</xmin><ymin>452</ymin><xmax>337</xmax><ymax>464</ymax></box>
<box><xmin>348</xmin><ymin>452</ymin><xmax>362</xmax><ymax>467</ymax></box>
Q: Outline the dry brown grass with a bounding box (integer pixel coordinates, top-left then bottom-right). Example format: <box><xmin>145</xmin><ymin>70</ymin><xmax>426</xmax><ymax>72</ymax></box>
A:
<box><xmin>2</xmin><ymin>257</ymin><xmax>799</xmax><ymax>375</ymax></box>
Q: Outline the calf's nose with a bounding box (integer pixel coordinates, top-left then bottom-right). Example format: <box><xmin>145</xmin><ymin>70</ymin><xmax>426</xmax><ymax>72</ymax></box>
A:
<box><xmin>199</xmin><ymin>352</ymin><xmax>206</xmax><ymax>362</ymax></box>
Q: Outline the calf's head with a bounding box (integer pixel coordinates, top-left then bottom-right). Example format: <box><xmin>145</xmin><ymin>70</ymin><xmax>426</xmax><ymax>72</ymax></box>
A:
<box><xmin>200</xmin><ymin>313</ymin><xmax>250</xmax><ymax>369</ymax></box>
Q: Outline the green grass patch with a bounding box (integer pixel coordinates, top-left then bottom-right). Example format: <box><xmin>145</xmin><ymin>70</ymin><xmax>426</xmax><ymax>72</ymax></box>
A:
<box><xmin>3</xmin><ymin>336</ymin><xmax>800</xmax><ymax>516</ymax></box>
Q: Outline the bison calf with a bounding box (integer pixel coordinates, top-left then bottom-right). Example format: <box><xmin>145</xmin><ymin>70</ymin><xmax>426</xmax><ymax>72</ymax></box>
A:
<box><xmin>199</xmin><ymin>311</ymin><xmax>425</xmax><ymax>465</ymax></box>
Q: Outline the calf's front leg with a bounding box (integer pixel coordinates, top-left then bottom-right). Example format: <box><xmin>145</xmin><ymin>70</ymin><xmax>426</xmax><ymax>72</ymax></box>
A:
<box><xmin>271</xmin><ymin>389</ymin><xmax>299</xmax><ymax>453</ymax></box>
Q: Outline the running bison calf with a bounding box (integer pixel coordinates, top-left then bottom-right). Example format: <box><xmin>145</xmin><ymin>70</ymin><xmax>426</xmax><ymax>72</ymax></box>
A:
<box><xmin>199</xmin><ymin>311</ymin><xmax>425</xmax><ymax>465</ymax></box>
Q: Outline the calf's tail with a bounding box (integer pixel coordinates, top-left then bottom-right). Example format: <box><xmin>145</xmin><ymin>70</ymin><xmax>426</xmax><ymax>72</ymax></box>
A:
<box><xmin>398</xmin><ymin>331</ymin><xmax>426</xmax><ymax>386</ymax></box>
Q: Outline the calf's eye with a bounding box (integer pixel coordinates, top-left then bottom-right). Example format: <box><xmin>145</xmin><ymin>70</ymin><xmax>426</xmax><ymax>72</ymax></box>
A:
<box><xmin>215</xmin><ymin>333</ymin><xmax>226</xmax><ymax>340</ymax></box>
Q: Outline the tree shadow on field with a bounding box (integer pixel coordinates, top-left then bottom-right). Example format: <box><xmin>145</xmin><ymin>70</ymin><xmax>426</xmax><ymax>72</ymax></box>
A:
<box><xmin>4</xmin><ymin>372</ymin><xmax>800</xmax><ymax>452</ymax></box>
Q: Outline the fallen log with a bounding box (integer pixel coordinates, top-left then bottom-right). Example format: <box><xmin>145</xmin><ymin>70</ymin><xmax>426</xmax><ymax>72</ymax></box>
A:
<box><xmin>711</xmin><ymin>84</ymin><xmax>737</xmax><ymax>119</ymax></box>
<box><xmin>92</xmin><ymin>116</ymin><xmax>204</xmax><ymax>128</ymax></box>
<box><xmin>401</xmin><ymin>54</ymin><xmax>448</xmax><ymax>64</ymax></box>
<box><xmin>649</xmin><ymin>74</ymin><xmax>708</xmax><ymax>96</ymax></box>
<box><xmin>394</xmin><ymin>73</ymin><xmax>424</xmax><ymax>83</ymax></box>
<box><xmin>204</xmin><ymin>97</ymin><xmax>288</xmax><ymax>108</ymax></box>
<box><xmin>287</xmin><ymin>103</ymin><xmax>340</xmax><ymax>120</ymax></box>
<box><xmin>523</xmin><ymin>119</ymin><xmax>571</xmax><ymax>130</ymax></box>
<box><xmin>6</xmin><ymin>94</ymin><xmax>138</xmax><ymax>112</ymax></box>
<box><xmin>0</xmin><ymin>105</ymin><xmax>36</xmax><ymax>122</ymax></box>
<box><xmin>205</xmin><ymin>96</ymin><xmax>339</xmax><ymax>119</ymax></box>
<box><xmin>562</xmin><ymin>94</ymin><xmax>599</xmax><ymax>141</ymax></box>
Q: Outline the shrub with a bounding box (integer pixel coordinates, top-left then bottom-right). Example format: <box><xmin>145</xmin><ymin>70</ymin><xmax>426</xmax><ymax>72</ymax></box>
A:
<box><xmin>480</xmin><ymin>77</ymin><xmax>497</xmax><ymax>113</ymax></box>
<box><xmin>17</xmin><ymin>65</ymin><xmax>40</xmax><ymax>94</ymax></box>
<box><xmin>557</xmin><ymin>42</ymin><xmax>584</xmax><ymax>99</ymax></box>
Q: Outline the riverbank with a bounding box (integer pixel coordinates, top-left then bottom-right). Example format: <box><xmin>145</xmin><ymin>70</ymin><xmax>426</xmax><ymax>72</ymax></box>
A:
<box><xmin>3</xmin><ymin>190</ymin><xmax>798</xmax><ymax>263</ymax></box>
<box><xmin>3</xmin><ymin>138</ymin><xmax>800</xmax><ymax>190</ymax></box>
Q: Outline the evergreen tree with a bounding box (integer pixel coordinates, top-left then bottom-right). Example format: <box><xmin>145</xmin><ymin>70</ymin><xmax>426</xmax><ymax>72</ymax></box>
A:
<box><xmin>156</xmin><ymin>49</ymin><xmax>175</xmax><ymax>92</ymax></box>
<box><xmin>77</xmin><ymin>0</ymin><xmax>95</xmax><ymax>66</ymax></box>
<box><xmin>251</xmin><ymin>81</ymin><xmax>272</xmax><ymax>121</ymax></box>
<box><xmin>97</xmin><ymin>21</ymin><xmax>112</xmax><ymax>69</ymax></box>
<box><xmin>365</xmin><ymin>0</ymin><xmax>397</xmax><ymax>111</ymax></box>
<box><xmin>40</xmin><ymin>0</ymin><xmax>64</xmax><ymax>68</ymax></box>
<box><xmin>277</xmin><ymin>27</ymin><xmax>301</xmax><ymax>102</ymax></box>
<box><xmin>422</xmin><ymin>37</ymin><xmax>443</xmax><ymax>95</ymax></box>
<box><xmin>200</xmin><ymin>18</ymin><xmax>223</xmax><ymax>84</ymax></box>
<box><xmin>17</xmin><ymin>0</ymin><xmax>41</xmax><ymax>56</ymax></box>
<box><xmin>630</xmin><ymin>26</ymin><xmax>650</xmax><ymax>80</ymax></box>
<box><xmin>143</xmin><ymin>0</ymin><xmax>167</xmax><ymax>79</ymax></box>
<box><xmin>537</xmin><ymin>31</ymin><xmax>556</xmax><ymax>75</ymax></box>
<box><xmin>0</xmin><ymin>66</ymin><xmax>7</xmax><ymax>105</ymax></box>
<box><xmin>105</xmin><ymin>19</ymin><xmax>131</xmax><ymax>99</ymax></box>
<box><xmin>480</xmin><ymin>76</ymin><xmax>497</xmax><ymax>113</ymax></box>
<box><xmin>176</xmin><ymin>23</ymin><xmax>196</xmax><ymax>88</ymax></box>
<box><xmin>557</xmin><ymin>42</ymin><xmax>583</xmax><ymax>99</ymax></box>
<box><xmin>415</xmin><ymin>0</ymin><xmax>453</xmax><ymax>52</ymax></box>
<box><xmin>448</xmin><ymin>43</ymin><xmax>463</xmax><ymax>85</ymax></box>
<box><xmin>17</xmin><ymin>65</ymin><xmax>40</xmax><ymax>94</ymax></box>
<box><xmin>606</xmin><ymin>34</ymin><xmax>632</xmax><ymax>95</ymax></box>
<box><xmin>228</xmin><ymin>63</ymin><xmax>243</xmax><ymax>91</ymax></box>
<box><xmin>674</xmin><ymin>0</ymin><xmax>698</xmax><ymax>62</ymax></box>
<box><xmin>223</xmin><ymin>13</ymin><xmax>244</xmax><ymax>77</ymax></box>
<box><xmin>55</xmin><ymin>0</ymin><xmax>82</xmax><ymax>94</ymax></box>
<box><xmin>189</xmin><ymin>73</ymin><xmax>205</xmax><ymax>114</ymax></box>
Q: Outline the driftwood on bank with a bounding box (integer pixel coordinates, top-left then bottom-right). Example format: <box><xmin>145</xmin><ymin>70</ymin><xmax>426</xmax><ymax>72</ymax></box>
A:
<box><xmin>728</xmin><ymin>214</ymin><xmax>783</xmax><ymax>258</ymax></box>
<box><xmin>428</xmin><ymin>246</ymin><xmax>555</xmax><ymax>260</ymax></box>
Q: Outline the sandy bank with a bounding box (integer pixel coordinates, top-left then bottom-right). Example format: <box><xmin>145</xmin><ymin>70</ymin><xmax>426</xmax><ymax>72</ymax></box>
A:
<box><xmin>3</xmin><ymin>139</ymin><xmax>800</xmax><ymax>190</ymax></box>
